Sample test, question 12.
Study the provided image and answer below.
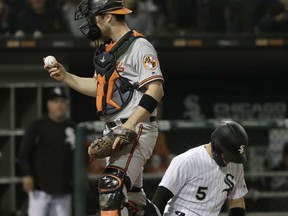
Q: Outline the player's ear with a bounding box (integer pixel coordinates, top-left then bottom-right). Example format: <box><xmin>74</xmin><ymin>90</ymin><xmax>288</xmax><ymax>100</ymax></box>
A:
<box><xmin>106</xmin><ymin>14</ymin><xmax>113</xmax><ymax>23</ymax></box>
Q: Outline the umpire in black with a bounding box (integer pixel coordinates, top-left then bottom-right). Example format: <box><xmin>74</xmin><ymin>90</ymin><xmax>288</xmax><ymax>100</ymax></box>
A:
<box><xmin>18</xmin><ymin>87</ymin><xmax>76</xmax><ymax>216</ymax></box>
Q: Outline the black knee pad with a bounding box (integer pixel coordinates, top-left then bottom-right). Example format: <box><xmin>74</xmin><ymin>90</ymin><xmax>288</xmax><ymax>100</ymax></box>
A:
<box><xmin>98</xmin><ymin>166</ymin><xmax>131</xmax><ymax>211</ymax></box>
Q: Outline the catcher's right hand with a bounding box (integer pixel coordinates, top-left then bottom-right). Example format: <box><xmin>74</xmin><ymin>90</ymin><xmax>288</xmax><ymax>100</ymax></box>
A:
<box><xmin>88</xmin><ymin>126</ymin><xmax>137</xmax><ymax>159</ymax></box>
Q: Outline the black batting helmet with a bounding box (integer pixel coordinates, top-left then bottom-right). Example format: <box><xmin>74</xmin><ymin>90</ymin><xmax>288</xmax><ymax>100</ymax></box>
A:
<box><xmin>211</xmin><ymin>120</ymin><xmax>248</xmax><ymax>166</ymax></box>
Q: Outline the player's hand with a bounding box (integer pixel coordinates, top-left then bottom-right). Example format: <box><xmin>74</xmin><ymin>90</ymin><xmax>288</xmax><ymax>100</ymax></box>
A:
<box><xmin>44</xmin><ymin>62</ymin><xmax>67</xmax><ymax>82</ymax></box>
<box><xmin>112</xmin><ymin>136</ymin><xmax>125</xmax><ymax>150</ymax></box>
<box><xmin>22</xmin><ymin>175</ymin><xmax>34</xmax><ymax>193</ymax></box>
<box><xmin>112</xmin><ymin>122</ymin><xmax>136</xmax><ymax>150</ymax></box>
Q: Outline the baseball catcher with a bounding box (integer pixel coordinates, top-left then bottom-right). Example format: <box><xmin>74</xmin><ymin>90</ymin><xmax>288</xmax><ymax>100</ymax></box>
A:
<box><xmin>88</xmin><ymin>126</ymin><xmax>137</xmax><ymax>159</ymax></box>
<box><xmin>44</xmin><ymin>0</ymin><xmax>165</xmax><ymax>215</ymax></box>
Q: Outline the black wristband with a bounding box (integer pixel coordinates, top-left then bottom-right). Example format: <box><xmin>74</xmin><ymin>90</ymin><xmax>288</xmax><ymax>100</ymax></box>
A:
<box><xmin>228</xmin><ymin>207</ymin><xmax>245</xmax><ymax>216</ymax></box>
<box><xmin>138</xmin><ymin>94</ymin><xmax>158</xmax><ymax>113</ymax></box>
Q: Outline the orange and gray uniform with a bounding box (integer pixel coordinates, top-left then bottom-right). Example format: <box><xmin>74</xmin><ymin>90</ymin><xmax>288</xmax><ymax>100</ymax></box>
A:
<box><xmin>93</xmin><ymin>31</ymin><xmax>164</xmax><ymax>215</ymax></box>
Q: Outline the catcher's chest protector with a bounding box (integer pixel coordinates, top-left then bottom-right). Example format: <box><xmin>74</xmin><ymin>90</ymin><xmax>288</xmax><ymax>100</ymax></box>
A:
<box><xmin>94</xmin><ymin>31</ymin><xmax>144</xmax><ymax>116</ymax></box>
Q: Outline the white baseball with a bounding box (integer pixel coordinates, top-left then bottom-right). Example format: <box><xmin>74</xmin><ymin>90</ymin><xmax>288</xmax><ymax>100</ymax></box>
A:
<box><xmin>44</xmin><ymin>55</ymin><xmax>57</xmax><ymax>67</ymax></box>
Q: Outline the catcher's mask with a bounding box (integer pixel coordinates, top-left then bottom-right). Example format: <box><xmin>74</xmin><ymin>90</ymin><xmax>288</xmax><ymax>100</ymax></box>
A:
<box><xmin>74</xmin><ymin>0</ymin><xmax>132</xmax><ymax>40</ymax></box>
<box><xmin>211</xmin><ymin>120</ymin><xmax>248</xmax><ymax>167</ymax></box>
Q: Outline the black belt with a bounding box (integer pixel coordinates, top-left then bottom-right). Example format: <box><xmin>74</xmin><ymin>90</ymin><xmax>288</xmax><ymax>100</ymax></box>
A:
<box><xmin>106</xmin><ymin>116</ymin><xmax>156</xmax><ymax>128</ymax></box>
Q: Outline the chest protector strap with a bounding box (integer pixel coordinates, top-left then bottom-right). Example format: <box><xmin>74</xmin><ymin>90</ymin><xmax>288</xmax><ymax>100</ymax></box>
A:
<box><xmin>94</xmin><ymin>31</ymin><xmax>144</xmax><ymax>116</ymax></box>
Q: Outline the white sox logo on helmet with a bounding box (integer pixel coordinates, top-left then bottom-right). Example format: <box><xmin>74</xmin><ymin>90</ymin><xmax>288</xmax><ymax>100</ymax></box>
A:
<box><xmin>238</xmin><ymin>145</ymin><xmax>245</xmax><ymax>154</ymax></box>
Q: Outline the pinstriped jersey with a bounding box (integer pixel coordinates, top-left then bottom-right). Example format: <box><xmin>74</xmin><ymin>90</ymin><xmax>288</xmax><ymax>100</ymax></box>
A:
<box><xmin>94</xmin><ymin>37</ymin><xmax>164</xmax><ymax>122</ymax></box>
<box><xmin>159</xmin><ymin>145</ymin><xmax>248</xmax><ymax>216</ymax></box>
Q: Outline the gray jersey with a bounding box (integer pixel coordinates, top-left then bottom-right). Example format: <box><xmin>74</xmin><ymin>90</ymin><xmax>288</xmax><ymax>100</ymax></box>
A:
<box><xmin>95</xmin><ymin>37</ymin><xmax>164</xmax><ymax>122</ymax></box>
<box><xmin>159</xmin><ymin>145</ymin><xmax>248</xmax><ymax>216</ymax></box>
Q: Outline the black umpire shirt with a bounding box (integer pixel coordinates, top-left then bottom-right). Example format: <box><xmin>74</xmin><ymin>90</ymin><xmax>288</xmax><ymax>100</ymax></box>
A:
<box><xmin>19</xmin><ymin>115</ymin><xmax>76</xmax><ymax>195</ymax></box>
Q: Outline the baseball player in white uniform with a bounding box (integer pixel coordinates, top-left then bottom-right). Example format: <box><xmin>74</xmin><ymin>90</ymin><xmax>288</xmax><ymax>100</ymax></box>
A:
<box><xmin>44</xmin><ymin>0</ymin><xmax>164</xmax><ymax>216</ymax></box>
<box><xmin>152</xmin><ymin>120</ymin><xmax>249</xmax><ymax>216</ymax></box>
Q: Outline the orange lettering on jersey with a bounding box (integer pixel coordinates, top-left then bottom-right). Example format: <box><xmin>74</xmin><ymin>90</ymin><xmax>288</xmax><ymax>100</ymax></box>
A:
<box><xmin>96</xmin><ymin>74</ymin><xmax>106</xmax><ymax>111</ymax></box>
<box><xmin>106</xmin><ymin>70</ymin><xmax>121</xmax><ymax>110</ymax></box>
<box><xmin>116</xmin><ymin>62</ymin><xmax>124</xmax><ymax>72</ymax></box>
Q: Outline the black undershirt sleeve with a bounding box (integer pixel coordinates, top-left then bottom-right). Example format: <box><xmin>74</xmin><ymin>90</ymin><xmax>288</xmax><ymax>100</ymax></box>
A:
<box><xmin>228</xmin><ymin>207</ymin><xmax>246</xmax><ymax>216</ymax></box>
<box><xmin>152</xmin><ymin>186</ymin><xmax>174</xmax><ymax>214</ymax></box>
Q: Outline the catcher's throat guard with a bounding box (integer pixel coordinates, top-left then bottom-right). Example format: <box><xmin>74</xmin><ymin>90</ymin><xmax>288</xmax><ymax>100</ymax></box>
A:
<box><xmin>94</xmin><ymin>31</ymin><xmax>144</xmax><ymax>116</ymax></box>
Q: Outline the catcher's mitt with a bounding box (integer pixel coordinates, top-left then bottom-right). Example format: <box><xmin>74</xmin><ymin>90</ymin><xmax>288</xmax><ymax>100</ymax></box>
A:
<box><xmin>88</xmin><ymin>126</ymin><xmax>137</xmax><ymax>159</ymax></box>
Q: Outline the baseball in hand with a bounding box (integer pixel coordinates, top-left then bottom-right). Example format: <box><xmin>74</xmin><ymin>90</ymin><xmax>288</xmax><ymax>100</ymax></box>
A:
<box><xmin>43</xmin><ymin>55</ymin><xmax>57</xmax><ymax>67</ymax></box>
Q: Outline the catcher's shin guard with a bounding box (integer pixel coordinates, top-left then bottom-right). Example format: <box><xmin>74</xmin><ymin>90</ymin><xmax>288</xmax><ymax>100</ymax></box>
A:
<box><xmin>98</xmin><ymin>166</ymin><xmax>131</xmax><ymax>215</ymax></box>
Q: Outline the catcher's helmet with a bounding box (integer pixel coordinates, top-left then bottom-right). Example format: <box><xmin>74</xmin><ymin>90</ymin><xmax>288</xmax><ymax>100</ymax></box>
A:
<box><xmin>75</xmin><ymin>0</ymin><xmax>132</xmax><ymax>20</ymax></box>
<box><xmin>74</xmin><ymin>0</ymin><xmax>132</xmax><ymax>40</ymax></box>
<box><xmin>211</xmin><ymin>120</ymin><xmax>248</xmax><ymax>166</ymax></box>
